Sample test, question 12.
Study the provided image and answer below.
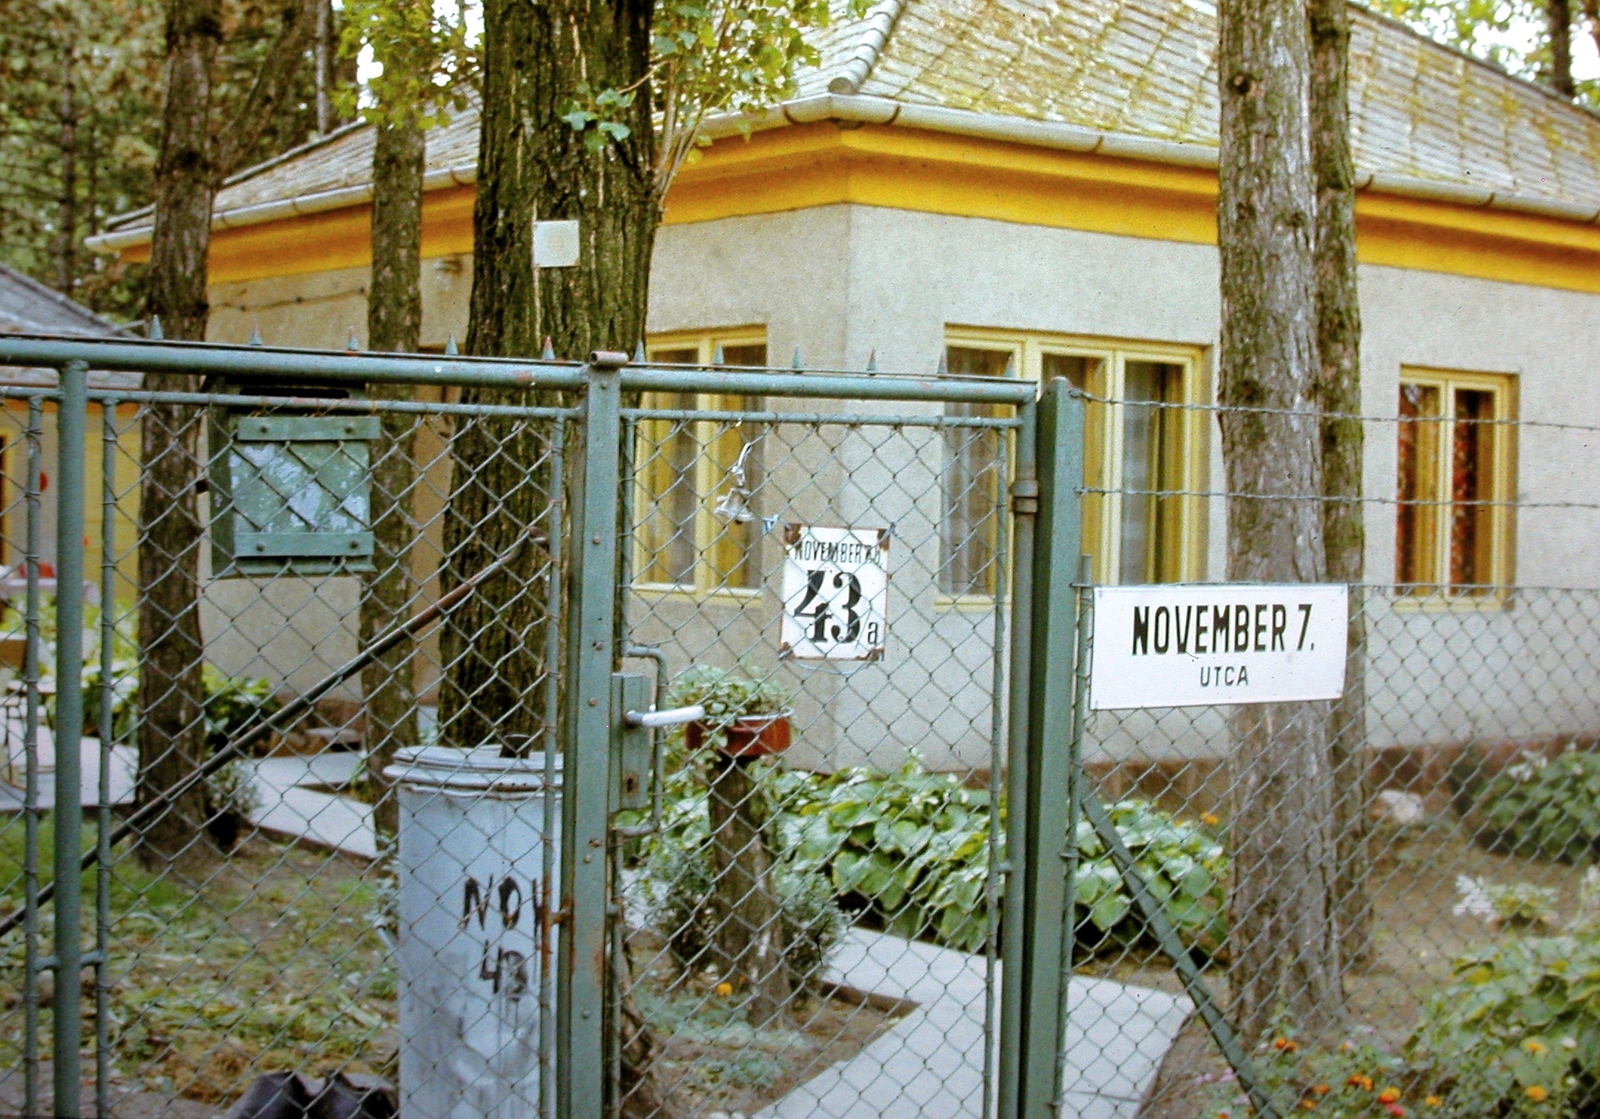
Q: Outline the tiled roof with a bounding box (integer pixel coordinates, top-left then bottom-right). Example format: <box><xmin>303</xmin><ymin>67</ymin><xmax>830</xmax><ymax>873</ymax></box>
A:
<box><xmin>105</xmin><ymin>0</ymin><xmax>1600</xmax><ymax>232</ymax></box>
<box><xmin>0</xmin><ymin>263</ymin><xmax>139</xmax><ymax>386</ymax></box>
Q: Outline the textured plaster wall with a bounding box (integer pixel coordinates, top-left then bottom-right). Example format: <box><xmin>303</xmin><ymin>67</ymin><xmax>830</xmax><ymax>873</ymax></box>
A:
<box><xmin>196</xmin><ymin>203</ymin><xmax>1600</xmax><ymax>766</ymax></box>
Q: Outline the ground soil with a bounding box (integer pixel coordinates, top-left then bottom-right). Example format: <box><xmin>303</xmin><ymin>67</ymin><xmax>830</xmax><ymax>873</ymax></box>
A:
<box><xmin>1132</xmin><ymin>817</ymin><xmax>1596</xmax><ymax>1118</ymax></box>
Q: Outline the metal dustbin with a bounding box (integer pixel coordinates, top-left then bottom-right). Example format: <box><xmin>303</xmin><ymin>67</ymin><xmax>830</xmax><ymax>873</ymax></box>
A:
<box><xmin>385</xmin><ymin>746</ymin><xmax>561</xmax><ymax>1119</ymax></box>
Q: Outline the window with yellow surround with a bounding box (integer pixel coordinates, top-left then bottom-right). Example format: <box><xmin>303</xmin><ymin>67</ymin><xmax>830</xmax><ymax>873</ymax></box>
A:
<box><xmin>635</xmin><ymin>333</ymin><xmax>766</xmax><ymax>593</ymax></box>
<box><xmin>1395</xmin><ymin>369</ymin><xmax>1516</xmax><ymax>599</ymax></box>
<box><xmin>942</xmin><ymin>333</ymin><xmax>1206</xmax><ymax>594</ymax></box>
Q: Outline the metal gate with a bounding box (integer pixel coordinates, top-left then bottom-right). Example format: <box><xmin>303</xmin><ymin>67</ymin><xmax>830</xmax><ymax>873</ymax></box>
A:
<box><xmin>0</xmin><ymin>337</ymin><xmax>1080</xmax><ymax>1119</ymax></box>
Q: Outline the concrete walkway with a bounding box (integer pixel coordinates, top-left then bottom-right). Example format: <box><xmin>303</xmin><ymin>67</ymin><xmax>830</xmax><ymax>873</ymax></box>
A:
<box><xmin>0</xmin><ymin>738</ymin><xmax>136</xmax><ymax>812</ymax></box>
<box><xmin>244</xmin><ymin>754</ymin><xmax>377</xmax><ymax>860</ymax></box>
<box><xmin>764</xmin><ymin>929</ymin><xmax>1191</xmax><ymax>1119</ymax></box>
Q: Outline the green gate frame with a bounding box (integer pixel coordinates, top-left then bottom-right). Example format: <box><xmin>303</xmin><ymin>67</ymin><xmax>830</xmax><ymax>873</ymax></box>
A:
<box><xmin>0</xmin><ymin>332</ymin><xmax>1177</xmax><ymax>1119</ymax></box>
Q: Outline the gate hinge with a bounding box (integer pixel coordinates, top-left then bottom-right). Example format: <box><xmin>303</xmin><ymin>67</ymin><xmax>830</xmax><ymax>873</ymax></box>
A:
<box><xmin>1010</xmin><ymin>479</ymin><xmax>1039</xmax><ymax>514</ymax></box>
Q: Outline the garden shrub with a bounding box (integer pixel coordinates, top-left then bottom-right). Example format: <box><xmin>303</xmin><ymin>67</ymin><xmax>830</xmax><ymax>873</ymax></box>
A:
<box><xmin>640</xmin><ymin>785</ymin><xmax>846</xmax><ymax>985</ymax></box>
<box><xmin>1406</xmin><ymin>933</ymin><xmax>1600</xmax><ymax>1116</ymax></box>
<box><xmin>640</xmin><ymin>751</ymin><xmax>1229</xmax><ymax>960</ymax></box>
<box><xmin>1461</xmin><ymin>748</ymin><xmax>1600</xmax><ymax>863</ymax></box>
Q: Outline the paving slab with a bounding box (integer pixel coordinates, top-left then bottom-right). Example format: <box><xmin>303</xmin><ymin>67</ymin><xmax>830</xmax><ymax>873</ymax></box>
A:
<box><xmin>244</xmin><ymin>754</ymin><xmax>376</xmax><ymax>860</ymax></box>
<box><xmin>762</xmin><ymin>929</ymin><xmax>1191</xmax><ymax>1119</ymax></box>
<box><xmin>0</xmin><ymin>738</ymin><xmax>135</xmax><ymax>812</ymax></box>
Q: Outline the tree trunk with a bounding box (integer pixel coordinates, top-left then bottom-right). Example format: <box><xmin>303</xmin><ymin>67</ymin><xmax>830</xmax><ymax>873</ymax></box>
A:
<box><xmin>443</xmin><ymin>0</ymin><xmax>663</xmax><ymax>1112</ymax></box>
<box><xmin>137</xmin><ymin>0</ymin><xmax>320</xmax><ymax>868</ymax></box>
<box><xmin>706</xmin><ymin>757</ymin><xmax>790</xmax><ymax>1025</ymax></box>
<box><xmin>1309</xmin><ymin>0</ymin><xmax>1371</xmax><ymax>969</ymax></box>
<box><xmin>314</xmin><ymin>0</ymin><xmax>333</xmax><ymax>134</ymax></box>
<box><xmin>56</xmin><ymin>50</ymin><xmax>77</xmax><ymax>295</ymax></box>
<box><xmin>1217</xmin><ymin>0</ymin><xmax>1344</xmax><ymax>1044</ymax></box>
<box><xmin>440</xmin><ymin>0</ymin><xmax>658</xmax><ymax>751</ymax></box>
<box><xmin>361</xmin><ymin>120</ymin><xmax>425</xmax><ymax>840</ymax></box>
<box><xmin>1550</xmin><ymin>0</ymin><xmax>1576</xmax><ymax>96</ymax></box>
<box><xmin>136</xmin><ymin>0</ymin><xmax>222</xmax><ymax>869</ymax></box>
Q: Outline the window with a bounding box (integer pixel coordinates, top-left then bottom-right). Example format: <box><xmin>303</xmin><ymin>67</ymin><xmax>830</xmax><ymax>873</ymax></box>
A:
<box><xmin>635</xmin><ymin>334</ymin><xmax>766</xmax><ymax>592</ymax></box>
<box><xmin>942</xmin><ymin>333</ymin><xmax>1205</xmax><ymax>593</ymax></box>
<box><xmin>1395</xmin><ymin>370</ymin><xmax>1515</xmax><ymax>598</ymax></box>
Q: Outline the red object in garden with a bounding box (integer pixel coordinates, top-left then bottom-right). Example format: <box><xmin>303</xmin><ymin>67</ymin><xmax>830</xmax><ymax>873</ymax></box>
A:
<box><xmin>687</xmin><ymin>712</ymin><xmax>792</xmax><ymax>758</ymax></box>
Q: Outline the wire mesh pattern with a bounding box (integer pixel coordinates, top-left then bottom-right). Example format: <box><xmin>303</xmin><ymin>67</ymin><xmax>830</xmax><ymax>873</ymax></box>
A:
<box><xmin>1</xmin><ymin>346</ymin><xmax>1599</xmax><ymax>1119</ymax></box>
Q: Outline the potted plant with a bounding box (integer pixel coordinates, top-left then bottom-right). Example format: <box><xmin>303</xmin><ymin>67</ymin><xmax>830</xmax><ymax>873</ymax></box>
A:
<box><xmin>667</xmin><ymin>665</ymin><xmax>793</xmax><ymax>759</ymax></box>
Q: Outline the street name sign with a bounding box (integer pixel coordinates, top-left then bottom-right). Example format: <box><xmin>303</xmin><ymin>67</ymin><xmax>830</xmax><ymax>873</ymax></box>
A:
<box><xmin>1089</xmin><ymin>584</ymin><xmax>1348</xmax><ymax>710</ymax></box>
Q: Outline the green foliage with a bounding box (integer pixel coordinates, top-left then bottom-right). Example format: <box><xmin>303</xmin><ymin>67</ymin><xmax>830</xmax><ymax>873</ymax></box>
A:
<box><xmin>1070</xmin><ymin>800</ymin><xmax>1229</xmax><ymax>959</ymax></box>
<box><xmin>1406</xmin><ymin>934</ymin><xmax>1600</xmax><ymax>1116</ymax></box>
<box><xmin>640</xmin><ymin>750</ymin><xmax>1229</xmax><ymax>959</ymax></box>
<box><xmin>1464</xmin><ymin>750</ymin><xmax>1600</xmax><ymax>862</ymax></box>
<box><xmin>641</xmin><ymin>779</ymin><xmax>846</xmax><ymax>984</ymax></box>
<box><xmin>666</xmin><ymin>665</ymin><xmax>793</xmax><ymax>723</ymax></box>
<box><xmin>336</xmin><ymin>0</ymin><xmax>478</xmax><ymax>131</ymax></box>
<box><xmin>561</xmin><ymin>0</ymin><xmax>870</xmax><ymax>185</ymax></box>
<box><xmin>200</xmin><ymin>664</ymin><xmax>283</xmax><ymax>754</ymax></box>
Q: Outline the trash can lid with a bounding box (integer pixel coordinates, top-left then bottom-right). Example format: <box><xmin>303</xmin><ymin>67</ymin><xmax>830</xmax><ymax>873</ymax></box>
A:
<box><xmin>384</xmin><ymin>746</ymin><xmax>564</xmax><ymax>792</ymax></box>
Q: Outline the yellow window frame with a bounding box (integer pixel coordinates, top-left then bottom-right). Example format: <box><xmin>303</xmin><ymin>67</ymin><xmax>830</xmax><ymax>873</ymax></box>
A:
<box><xmin>1393</xmin><ymin>367</ymin><xmax>1517</xmax><ymax>606</ymax></box>
<box><xmin>635</xmin><ymin>330</ymin><xmax>768</xmax><ymax>596</ymax></box>
<box><xmin>943</xmin><ymin>329</ymin><xmax>1209</xmax><ymax>592</ymax></box>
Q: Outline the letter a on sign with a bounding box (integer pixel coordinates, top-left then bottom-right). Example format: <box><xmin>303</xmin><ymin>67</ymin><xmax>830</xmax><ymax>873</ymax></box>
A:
<box><xmin>1089</xmin><ymin>584</ymin><xmax>1348</xmax><ymax>710</ymax></box>
<box><xmin>780</xmin><ymin>524</ymin><xmax>890</xmax><ymax>660</ymax></box>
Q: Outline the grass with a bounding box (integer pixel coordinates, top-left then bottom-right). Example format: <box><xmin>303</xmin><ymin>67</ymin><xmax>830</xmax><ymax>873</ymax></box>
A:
<box><xmin>0</xmin><ymin>818</ymin><xmax>397</xmax><ymax>1104</ymax></box>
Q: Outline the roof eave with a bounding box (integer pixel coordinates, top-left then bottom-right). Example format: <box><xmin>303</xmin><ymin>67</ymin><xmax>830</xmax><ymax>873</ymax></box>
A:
<box><xmin>86</xmin><ymin>93</ymin><xmax>1600</xmax><ymax>254</ymax></box>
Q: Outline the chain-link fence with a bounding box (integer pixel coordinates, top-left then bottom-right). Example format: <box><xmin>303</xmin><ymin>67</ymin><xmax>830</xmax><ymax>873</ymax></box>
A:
<box><xmin>2</xmin><ymin>336</ymin><xmax>1599</xmax><ymax>1119</ymax></box>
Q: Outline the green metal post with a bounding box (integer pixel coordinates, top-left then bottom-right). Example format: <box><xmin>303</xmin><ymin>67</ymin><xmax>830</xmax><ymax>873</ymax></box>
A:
<box><xmin>559</xmin><ymin>360</ymin><xmax>623</xmax><ymax>1119</ymax></box>
<box><xmin>97</xmin><ymin>400</ymin><xmax>119</xmax><ymax>1118</ymax></box>
<box><xmin>1002</xmin><ymin>378</ymin><xmax>1082</xmax><ymax>1119</ymax></box>
<box><xmin>997</xmin><ymin>399</ymin><xmax>1037</xmax><ymax>1119</ymax></box>
<box><xmin>22</xmin><ymin>395</ymin><xmax>43</xmax><ymax>1119</ymax></box>
<box><xmin>54</xmin><ymin>359</ymin><xmax>89</xmax><ymax>1118</ymax></box>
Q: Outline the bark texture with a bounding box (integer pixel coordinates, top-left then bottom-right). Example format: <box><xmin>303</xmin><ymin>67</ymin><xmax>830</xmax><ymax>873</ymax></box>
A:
<box><xmin>1309</xmin><ymin>0</ymin><xmax>1371</xmax><ymax>968</ymax></box>
<box><xmin>137</xmin><ymin>0</ymin><xmax>223</xmax><ymax>868</ymax></box>
<box><xmin>137</xmin><ymin>0</ymin><xmax>319</xmax><ymax>867</ymax></box>
<box><xmin>706</xmin><ymin>758</ymin><xmax>790</xmax><ymax>1025</ymax></box>
<box><xmin>1217</xmin><ymin>0</ymin><xmax>1344</xmax><ymax>1043</ymax></box>
<box><xmin>1549</xmin><ymin>0</ymin><xmax>1576</xmax><ymax>96</ymax></box>
<box><xmin>440</xmin><ymin>0</ymin><xmax>658</xmax><ymax>751</ymax></box>
<box><xmin>361</xmin><ymin>119</ymin><xmax>425</xmax><ymax>839</ymax></box>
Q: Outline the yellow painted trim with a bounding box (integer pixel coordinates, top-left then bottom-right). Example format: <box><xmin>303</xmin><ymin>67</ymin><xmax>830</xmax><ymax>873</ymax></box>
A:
<box><xmin>127</xmin><ymin>121</ymin><xmax>1600</xmax><ymax>294</ymax></box>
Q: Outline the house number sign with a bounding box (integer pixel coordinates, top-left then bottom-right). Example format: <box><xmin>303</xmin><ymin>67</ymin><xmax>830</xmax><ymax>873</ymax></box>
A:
<box><xmin>1089</xmin><ymin>584</ymin><xmax>1348</xmax><ymax>710</ymax></box>
<box><xmin>779</xmin><ymin>524</ymin><xmax>890</xmax><ymax>661</ymax></box>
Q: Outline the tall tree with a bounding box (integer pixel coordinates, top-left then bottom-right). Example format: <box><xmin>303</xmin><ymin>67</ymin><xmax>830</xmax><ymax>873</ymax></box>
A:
<box><xmin>136</xmin><ymin>0</ymin><xmax>320</xmax><ymax>867</ymax></box>
<box><xmin>1217</xmin><ymin>0</ymin><xmax>1344</xmax><ymax>1043</ymax></box>
<box><xmin>0</xmin><ymin>0</ymin><xmax>164</xmax><ymax>317</ymax></box>
<box><xmin>338</xmin><ymin>0</ymin><xmax>475</xmax><ymax>837</ymax></box>
<box><xmin>1309</xmin><ymin>0</ymin><xmax>1371</xmax><ymax>965</ymax></box>
<box><xmin>1548</xmin><ymin>0</ymin><xmax>1576</xmax><ymax>95</ymax></box>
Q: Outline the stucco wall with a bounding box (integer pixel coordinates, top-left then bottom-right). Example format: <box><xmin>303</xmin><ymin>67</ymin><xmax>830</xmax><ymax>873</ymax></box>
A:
<box><xmin>197</xmin><ymin>202</ymin><xmax>1600</xmax><ymax>768</ymax></box>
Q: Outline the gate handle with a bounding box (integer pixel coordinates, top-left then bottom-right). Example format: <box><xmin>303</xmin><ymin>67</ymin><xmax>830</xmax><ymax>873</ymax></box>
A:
<box><xmin>625</xmin><ymin>704</ymin><xmax>704</xmax><ymax>729</ymax></box>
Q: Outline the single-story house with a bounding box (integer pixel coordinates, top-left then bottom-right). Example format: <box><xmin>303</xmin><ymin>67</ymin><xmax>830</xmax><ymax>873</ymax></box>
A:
<box><xmin>85</xmin><ymin>0</ymin><xmax>1600</xmax><ymax>776</ymax></box>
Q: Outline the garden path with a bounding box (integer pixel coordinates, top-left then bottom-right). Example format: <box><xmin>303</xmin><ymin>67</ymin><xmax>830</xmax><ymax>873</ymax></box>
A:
<box><xmin>763</xmin><ymin>929</ymin><xmax>1192</xmax><ymax>1119</ymax></box>
<box><xmin>244</xmin><ymin>754</ymin><xmax>376</xmax><ymax>860</ymax></box>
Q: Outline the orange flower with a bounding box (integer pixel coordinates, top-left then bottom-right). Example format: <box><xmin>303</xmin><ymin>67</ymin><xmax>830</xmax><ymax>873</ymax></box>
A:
<box><xmin>1524</xmin><ymin>1039</ymin><xmax>1548</xmax><ymax>1054</ymax></box>
<box><xmin>1202</xmin><ymin>813</ymin><xmax>1221</xmax><ymax>826</ymax></box>
<box><xmin>1273</xmin><ymin>1037</ymin><xmax>1298</xmax><ymax>1051</ymax></box>
<box><xmin>1378</xmin><ymin>1089</ymin><xmax>1400</xmax><ymax>1104</ymax></box>
<box><xmin>1299</xmin><ymin>1101</ymin><xmax>1316</xmax><ymax>1111</ymax></box>
<box><xmin>1526</xmin><ymin>1086</ymin><xmax>1548</xmax><ymax>1103</ymax></box>
<box><xmin>714</xmin><ymin>981</ymin><xmax>733</xmax><ymax>997</ymax></box>
<box><xmin>1313</xmin><ymin>1086</ymin><xmax>1331</xmax><ymax>1096</ymax></box>
<box><xmin>1425</xmin><ymin>1097</ymin><xmax>1443</xmax><ymax>1108</ymax></box>
<box><xmin>1383</xmin><ymin>1105</ymin><xmax>1405</xmax><ymax>1118</ymax></box>
<box><xmin>1347</xmin><ymin>1076</ymin><xmax>1365</xmax><ymax>1088</ymax></box>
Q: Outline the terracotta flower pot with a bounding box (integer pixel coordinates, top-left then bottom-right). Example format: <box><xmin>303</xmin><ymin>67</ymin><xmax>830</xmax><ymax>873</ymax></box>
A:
<box><xmin>686</xmin><ymin>710</ymin><xmax>793</xmax><ymax>759</ymax></box>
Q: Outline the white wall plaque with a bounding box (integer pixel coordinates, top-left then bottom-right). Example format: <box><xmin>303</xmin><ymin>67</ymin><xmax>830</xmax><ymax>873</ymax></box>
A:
<box><xmin>532</xmin><ymin>220</ymin><xmax>580</xmax><ymax>268</ymax></box>
<box><xmin>1090</xmin><ymin>584</ymin><xmax>1348</xmax><ymax>710</ymax></box>
<box><xmin>779</xmin><ymin>525</ymin><xmax>889</xmax><ymax>661</ymax></box>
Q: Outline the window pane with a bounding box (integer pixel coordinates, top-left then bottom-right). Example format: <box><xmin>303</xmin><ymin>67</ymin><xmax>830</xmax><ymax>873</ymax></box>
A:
<box><xmin>707</xmin><ymin>396</ymin><xmax>764</xmax><ymax>590</ymax></box>
<box><xmin>1450</xmin><ymin>388</ymin><xmax>1496</xmax><ymax>594</ymax></box>
<box><xmin>1395</xmin><ymin>382</ymin><xmax>1442</xmax><ymax>593</ymax></box>
<box><xmin>719</xmin><ymin>344</ymin><xmax>766</xmax><ymax>368</ymax></box>
<box><xmin>636</xmin><ymin>391</ymin><xmax>698</xmax><ymax>585</ymax></box>
<box><xmin>941</xmin><ymin>347</ymin><xmax>1009</xmax><ymax>596</ymax></box>
<box><xmin>1121</xmin><ymin>361</ymin><xmax>1183</xmax><ymax>584</ymax></box>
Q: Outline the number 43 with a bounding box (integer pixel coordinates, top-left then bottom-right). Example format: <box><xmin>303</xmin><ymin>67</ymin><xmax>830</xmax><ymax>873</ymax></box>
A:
<box><xmin>794</xmin><ymin>569</ymin><xmax>874</xmax><ymax>644</ymax></box>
